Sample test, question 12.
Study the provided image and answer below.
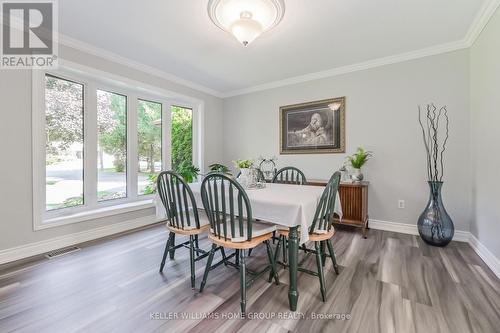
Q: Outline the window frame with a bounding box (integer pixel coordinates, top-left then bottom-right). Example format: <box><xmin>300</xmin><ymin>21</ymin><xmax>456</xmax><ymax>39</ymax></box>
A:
<box><xmin>136</xmin><ymin>98</ymin><xmax>165</xmax><ymax>197</ymax></box>
<box><xmin>32</xmin><ymin>61</ymin><xmax>204</xmax><ymax>230</ymax></box>
<box><xmin>43</xmin><ymin>73</ymin><xmax>86</xmax><ymax>213</ymax></box>
<box><xmin>95</xmin><ymin>87</ymin><xmax>129</xmax><ymax>203</ymax></box>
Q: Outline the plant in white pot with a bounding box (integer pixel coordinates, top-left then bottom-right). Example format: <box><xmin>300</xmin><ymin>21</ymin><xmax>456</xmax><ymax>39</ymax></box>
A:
<box><xmin>346</xmin><ymin>147</ymin><xmax>373</xmax><ymax>182</ymax></box>
<box><xmin>234</xmin><ymin>159</ymin><xmax>254</xmax><ymax>187</ymax></box>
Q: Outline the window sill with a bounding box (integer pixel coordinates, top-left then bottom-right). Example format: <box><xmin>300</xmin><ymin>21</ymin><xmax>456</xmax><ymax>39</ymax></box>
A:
<box><xmin>35</xmin><ymin>199</ymin><xmax>156</xmax><ymax>231</ymax></box>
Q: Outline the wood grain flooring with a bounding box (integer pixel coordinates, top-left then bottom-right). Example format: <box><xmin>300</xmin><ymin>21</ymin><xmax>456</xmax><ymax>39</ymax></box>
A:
<box><xmin>0</xmin><ymin>225</ymin><xmax>499</xmax><ymax>333</ymax></box>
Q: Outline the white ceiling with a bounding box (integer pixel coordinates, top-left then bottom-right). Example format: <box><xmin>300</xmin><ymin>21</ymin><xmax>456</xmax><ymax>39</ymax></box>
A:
<box><xmin>59</xmin><ymin>0</ymin><xmax>489</xmax><ymax>95</ymax></box>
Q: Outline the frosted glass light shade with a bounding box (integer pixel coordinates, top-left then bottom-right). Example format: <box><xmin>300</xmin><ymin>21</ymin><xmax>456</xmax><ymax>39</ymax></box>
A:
<box><xmin>208</xmin><ymin>0</ymin><xmax>285</xmax><ymax>46</ymax></box>
<box><xmin>230</xmin><ymin>14</ymin><xmax>263</xmax><ymax>46</ymax></box>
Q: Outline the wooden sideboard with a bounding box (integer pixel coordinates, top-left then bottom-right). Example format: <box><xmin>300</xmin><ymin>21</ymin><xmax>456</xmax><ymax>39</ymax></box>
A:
<box><xmin>308</xmin><ymin>179</ymin><xmax>369</xmax><ymax>238</ymax></box>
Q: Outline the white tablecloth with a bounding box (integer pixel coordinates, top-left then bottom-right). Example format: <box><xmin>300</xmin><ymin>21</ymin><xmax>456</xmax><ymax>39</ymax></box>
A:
<box><xmin>155</xmin><ymin>182</ymin><xmax>342</xmax><ymax>244</ymax></box>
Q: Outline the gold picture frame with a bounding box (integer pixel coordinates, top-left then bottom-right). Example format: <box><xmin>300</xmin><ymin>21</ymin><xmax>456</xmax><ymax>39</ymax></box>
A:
<box><xmin>279</xmin><ymin>97</ymin><xmax>345</xmax><ymax>154</ymax></box>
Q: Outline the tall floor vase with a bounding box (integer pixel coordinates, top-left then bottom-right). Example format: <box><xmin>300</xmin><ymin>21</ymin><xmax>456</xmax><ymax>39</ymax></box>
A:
<box><xmin>417</xmin><ymin>181</ymin><xmax>454</xmax><ymax>247</ymax></box>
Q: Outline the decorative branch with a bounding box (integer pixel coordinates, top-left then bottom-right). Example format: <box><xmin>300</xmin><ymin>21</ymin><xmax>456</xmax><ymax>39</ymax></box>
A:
<box><xmin>418</xmin><ymin>106</ymin><xmax>431</xmax><ymax>180</ymax></box>
<box><xmin>439</xmin><ymin>107</ymin><xmax>449</xmax><ymax>182</ymax></box>
<box><xmin>418</xmin><ymin>103</ymin><xmax>450</xmax><ymax>182</ymax></box>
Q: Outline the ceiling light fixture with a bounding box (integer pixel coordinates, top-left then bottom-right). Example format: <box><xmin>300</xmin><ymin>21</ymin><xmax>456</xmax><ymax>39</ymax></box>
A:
<box><xmin>208</xmin><ymin>0</ymin><xmax>285</xmax><ymax>46</ymax></box>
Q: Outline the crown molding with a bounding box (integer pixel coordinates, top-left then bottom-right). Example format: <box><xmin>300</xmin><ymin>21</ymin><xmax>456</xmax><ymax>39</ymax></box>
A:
<box><xmin>464</xmin><ymin>0</ymin><xmax>500</xmax><ymax>46</ymax></box>
<box><xmin>57</xmin><ymin>34</ymin><xmax>225</xmax><ymax>98</ymax></box>
<box><xmin>222</xmin><ymin>39</ymin><xmax>469</xmax><ymax>97</ymax></box>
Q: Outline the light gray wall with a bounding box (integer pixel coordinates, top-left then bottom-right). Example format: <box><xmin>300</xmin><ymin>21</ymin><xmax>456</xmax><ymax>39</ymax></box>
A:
<box><xmin>223</xmin><ymin>50</ymin><xmax>472</xmax><ymax>231</ymax></box>
<box><xmin>470</xmin><ymin>7</ymin><xmax>500</xmax><ymax>258</ymax></box>
<box><xmin>0</xmin><ymin>45</ymin><xmax>224</xmax><ymax>251</ymax></box>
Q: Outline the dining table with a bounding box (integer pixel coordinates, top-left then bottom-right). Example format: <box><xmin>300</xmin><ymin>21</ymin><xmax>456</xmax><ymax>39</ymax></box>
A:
<box><xmin>156</xmin><ymin>181</ymin><xmax>342</xmax><ymax>311</ymax></box>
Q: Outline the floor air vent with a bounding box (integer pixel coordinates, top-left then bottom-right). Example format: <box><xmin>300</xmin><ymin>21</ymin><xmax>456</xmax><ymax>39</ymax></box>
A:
<box><xmin>45</xmin><ymin>246</ymin><xmax>81</xmax><ymax>259</ymax></box>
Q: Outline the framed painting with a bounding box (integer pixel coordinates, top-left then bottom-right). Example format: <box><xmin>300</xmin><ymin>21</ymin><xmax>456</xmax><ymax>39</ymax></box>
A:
<box><xmin>279</xmin><ymin>97</ymin><xmax>345</xmax><ymax>154</ymax></box>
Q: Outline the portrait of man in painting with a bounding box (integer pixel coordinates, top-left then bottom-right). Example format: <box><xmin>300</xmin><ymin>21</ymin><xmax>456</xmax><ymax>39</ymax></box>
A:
<box><xmin>280</xmin><ymin>97</ymin><xmax>345</xmax><ymax>154</ymax></box>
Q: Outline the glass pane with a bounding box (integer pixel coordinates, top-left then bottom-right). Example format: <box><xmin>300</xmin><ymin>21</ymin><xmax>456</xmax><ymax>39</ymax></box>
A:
<box><xmin>171</xmin><ymin>106</ymin><xmax>193</xmax><ymax>175</ymax></box>
<box><xmin>45</xmin><ymin>75</ymin><xmax>84</xmax><ymax>211</ymax></box>
<box><xmin>137</xmin><ymin>99</ymin><xmax>162</xmax><ymax>195</ymax></box>
<box><xmin>97</xmin><ymin>90</ymin><xmax>127</xmax><ymax>201</ymax></box>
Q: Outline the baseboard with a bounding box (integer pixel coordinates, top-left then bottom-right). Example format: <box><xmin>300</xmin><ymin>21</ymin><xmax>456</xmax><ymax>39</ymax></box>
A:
<box><xmin>468</xmin><ymin>233</ymin><xmax>500</xmax><ymax>279</ymax></box>
<box><xmin>368</xmin><ymin>219</ymin><xmax>470</xmax><ymax>242</ymax></box>
<box><xmin>0</xmin><ymin>215</ymin><xmax>163</xmax><ymax>265</ymax></box>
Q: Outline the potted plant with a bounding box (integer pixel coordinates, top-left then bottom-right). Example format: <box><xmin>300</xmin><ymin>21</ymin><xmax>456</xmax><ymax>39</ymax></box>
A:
<box><xmin>346</xmin><ymin>147</ymin><xmax>373</xmax><ymax>182</ymax></box>
<box><xmin>178</xmin><ymin>165</ymin><xmax>200</xmax><ymax>183</ymax></box>
<box><xmin>208</xmin><ymin>163</ymin><xmax>230</xmax><ymax>174</ymax></box>
<box><xmin>233</xmin><ymin>159</ymin><xmax>253</xmax><ymax>186</ymax></box>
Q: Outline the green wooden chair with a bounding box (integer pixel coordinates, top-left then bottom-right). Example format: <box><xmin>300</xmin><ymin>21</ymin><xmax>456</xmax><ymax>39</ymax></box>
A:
<box><xmin>234</xmin><ymin>168</ymin><xmax>266</xmax><ymax>258</ymax></box>
<box><xmin>272</xmin><ymin>166</ymin><xmax>307</xmax><ymax>185</ymax></box>
<box><xmin>157</xmin><ymin>171</ymin><xmax>226</xmax><ymax>289</ymax></box>
<box><xmin>271</xmin><ymin>166</ymin><xmax>307</xmax><ymax>248</ymax></box>
<box><xmin>273</xmin><ymin>171</ymin><xmax>341</xmax><ymax>302</ymax></box>
<box><xmin>199</xmin><ymin>173</ymin><xmax>280</xmax><ymax>314</ymax></box>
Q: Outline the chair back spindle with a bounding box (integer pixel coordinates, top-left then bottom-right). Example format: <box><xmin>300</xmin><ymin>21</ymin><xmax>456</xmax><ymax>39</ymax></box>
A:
<box><xmin>201</xmin><ymin>173</ymin><xmax>253</xmax><ymax>242</ymax></box>
<box><xmin>309</xmin><ymin>171</ymin><xmax>341</xmax><ymax>234</ymax></box>
<box><xmin>157</xmin><ymin>171</ymin><xmax>200</xmax><ymax>230</ymax></box>
<box><xmin>272</xmin><ymin>166</ymin><xmax>307</xmax><ymax>185</ymax></box>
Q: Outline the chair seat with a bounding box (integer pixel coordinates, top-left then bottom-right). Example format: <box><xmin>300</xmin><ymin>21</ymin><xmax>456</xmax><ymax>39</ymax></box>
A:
<box><xmin>210</xmin><ymin>220</ymin><xmax>276</xmax><ymax>243</ymax></box>
<box><xmin>166</xmin><ymin>223</ymin><xmax>210</xmax><ymax>235</ymax></box>
<box><xmin>208</xmin><ymin>231</ymin><xmax>274</xmax><ymax>249</ymax></box>
<box><xmin>166</xmin><ymin>208</ymin><xmax>210</xmax><ymax>234</ymax></box>
<box><xmin>278</xmin><ymin>227</ymin><xmax>335</xmax><ymax>242</ymax></box>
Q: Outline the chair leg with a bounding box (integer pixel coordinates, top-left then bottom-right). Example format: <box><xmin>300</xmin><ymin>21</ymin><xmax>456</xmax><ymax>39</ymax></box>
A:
<box><xmin>235</xmin><ymin>249</ymin><xmax>239</xmax><ymax>266</ymax></box>
<box><xmin>315</xmin><ymin>242</ymin><xmax>327</xmax><ymax>302</ymax></box>
<box><xmin>200</xmin><ymin>244</ymin><xmax>217</xmax><ymax>292</ymax></box>
<box><xmin>220</xmin><ymin>247</ymin><xmax>228</xmax><ymax>266</ymax></box>
<box><xmin>239</xmin><ymin>249</ymin><xmax>247</xmax><ymax>314</ymax></box>
<box><xmin>169</xmin><ymin>233</ymin><xmax>176</xmax><ymax>259</ymax></box>
<box><xmin>159</xmin><ymin>232</ymin><xmax>173</xmax><ymax>273</ymax></box>
<box><xmin>272</xmin><ymin>235</ymin><xmax>284</xmax><ymax>273</ymax></box>
<box><xmin>320</xmin><ymin>241</ymin><xmax>327</xmax><ymax>267</ymax></box>
<box><xmin>275</xmin><ymin>235</ymin><xmax>282</xmax><ymax>260</ymax></box>
<box><xmin>326</xmin><ymin>239</ymin><xmax>340</xmax><ymax>274</ymax></box>
<box><xmin>248</xmin><ymin>248</ymin><xmax>253</xmax><ymax>257</ymax></box>
<box><xmin>282</xmin><ymin>236</ymin><xmax>287</xmax><ymax>264</ymax></box>
<box><xmin>189</xmin><ymin>235</ymin><xmax>195</xmax><ymax>289</ymax></box>
<box><xmin>265</xmin><ymin>241</ymin><xmax>280</xmax><ymax>285</ymax></box>
<box><xmin>272</xmin><ymin>230</ymin><xmax>276</xmax><ymax>244</ymax></box>
<box><xmin>194</xmin><ymin>235</ymin><xmax>200</xmax><ymax>258</ymax></box>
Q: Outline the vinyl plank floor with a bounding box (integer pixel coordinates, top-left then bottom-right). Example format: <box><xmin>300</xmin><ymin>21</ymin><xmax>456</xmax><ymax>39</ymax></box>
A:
<box><xmin>1</xmin><ymin>225</ymin><xmax>499</xmax><ymax>333</ymax></box>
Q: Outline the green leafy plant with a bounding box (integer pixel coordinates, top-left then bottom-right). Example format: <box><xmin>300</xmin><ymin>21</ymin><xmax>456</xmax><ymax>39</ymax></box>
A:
<box><xmin>179</xmin><ymin>165</ymin><xmax>200</xmax><ymax>183</ymax></box>
<box><xmin>208</xmin><ymin>163</ymin><xmax>230</xmax><ymax>173</ymax></box>
<box><xmin>233</xmin><ymin>159</ymin><xmax>253</xmax><ymax>169</ymax></box>
<box><xmin>346</xmin><ymin>147</ymin><xmax>373</xmax><ymax>169</ymax></box>
<box><xmin>143</xmin><ymin>173</ymin><xmax>159</xmax><ymax>195</ymax></box>
<box><xmin>171</xmin><ymin>106</ymin><xmax>193</xmax><ymax>172</ymax></box>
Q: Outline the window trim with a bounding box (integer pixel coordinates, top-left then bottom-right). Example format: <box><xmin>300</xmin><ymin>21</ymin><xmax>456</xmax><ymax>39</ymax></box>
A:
<box><xmin>32</xmin><ymin>61</ymin><xmax>204</xmax><ymax>231</ymax></box>
<box><xmin>43</xmin><ymin>73</ymin><xmax>86</xmax><ymax>213</ymax></box>
<box><xmin>137</xmin><ymin>98</ymin><xmax>164</xmax><ymax>197</ymax></box>
<box><xmin>96</xmin><ymin>88</ymin><xmax>129</xmax><ymax>202</ymax></box>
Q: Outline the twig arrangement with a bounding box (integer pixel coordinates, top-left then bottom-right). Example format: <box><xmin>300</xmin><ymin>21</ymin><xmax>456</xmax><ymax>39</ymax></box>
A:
<box><xmin>418</xmin><ymin>104</ymin><xmax>449</xmax><ymax>182</ymax></box>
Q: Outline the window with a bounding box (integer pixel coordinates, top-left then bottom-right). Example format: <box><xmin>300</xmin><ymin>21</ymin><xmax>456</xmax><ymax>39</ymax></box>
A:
<box><xmin>45</xmin><ymin>75</ymin><xmax>84</xmax><ymax>211</ymax></box>
<box><xmin>97</xmin><ymin>90</ymin><xmax>127</xmax><ymax>201</ymax></box>
<box><xmin>137</xmin><ymin>99</ymin><xmax>162</xmax><ymax>195</ymax></box>
<box><xmin>171</xmin><ymin>105</ymin><xmax>193</xmax><ymax>173</ymax></box>
<box><xmin>34</xmin><ymin>67</ymin><xmax>202</xmax><ymax>229</ymax></box>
